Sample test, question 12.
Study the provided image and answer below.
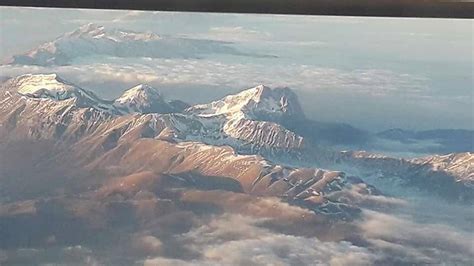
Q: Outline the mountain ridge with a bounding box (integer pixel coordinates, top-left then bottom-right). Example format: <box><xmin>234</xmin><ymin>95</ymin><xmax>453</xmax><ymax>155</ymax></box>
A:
<box><xmin>1</xmin><ymin>73</ymin><xmax>472</xmax><ymax>203</ymax></box>
<box><xmin>5</xmin><ymin>24</ymin><xmax>273</xmax><ymax>66</ymax></box>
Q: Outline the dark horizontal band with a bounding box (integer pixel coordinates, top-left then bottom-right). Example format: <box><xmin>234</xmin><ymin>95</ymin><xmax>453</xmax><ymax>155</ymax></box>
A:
<box><xmin>1</xmin><ymin>0</ymin><xmax>473</xmax><ymax>18</ymax></box>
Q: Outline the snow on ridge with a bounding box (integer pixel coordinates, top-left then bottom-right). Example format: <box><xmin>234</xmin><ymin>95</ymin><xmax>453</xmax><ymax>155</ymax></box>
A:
<box><xmin>184</xmin><ymin>85</ymin><xmax>306</xmax><ymax>151</ymax></box>
<box><xmin>13</xmin><ymin>73</ymin><xmax>73</xmax><ymax>94</ymax></box>
<box><xmin>7</xmin><ymin>73</ymin><xmax>92</xmax><ymax>101</ymax></box>
<box><xmin>2</xmin><ymin>74</ymin><xmax>305</xmax><ymax>151</ymax></box>
<box><xmin>113</xmin><ymin>84</ymin><xmax>176</xmax><ymax>114</ymax></box>
<box><xmin>114</xmin><ymin>84</ymin><xmax>162</xmax><ymax>105</ymax></box>
<box><xmin>1</xmin><ymin>73</ymin><xmax>124</xmax><ymax>115</ymax></box>
<box><xmin>188</xmin><ymin>85</ymin><xmax>267</xmax><ymax>119</ymax></box>
<box><xmin>174</xmin><ymin>140</ymin><xmax>270</xmax><ymax>167</ymax></box>
<box><xmin>410</xmin><ymin>152</ymin><xmax>474</xmax><ymax>181</ymax></box>
<box><xmin>9</xmin><ymin>23</ymin><xmax>270</xmax><ymax>66</ymax></box>
<box><xmin>188</xmin><ymin>84</ymin><xmax>303</xmax><ymax>121</ymax></box>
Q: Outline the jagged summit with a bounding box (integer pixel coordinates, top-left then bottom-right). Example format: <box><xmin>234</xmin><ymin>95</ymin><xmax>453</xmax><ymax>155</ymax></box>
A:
<box><xmin>188</xmin><ymin>85</ymin><xmax>305</xmax><ymax>122</ymax></box>
<box><xmin>114</xmin><ymin>84</ymin><xmax>174</xmax><ymax>114</ymax></box>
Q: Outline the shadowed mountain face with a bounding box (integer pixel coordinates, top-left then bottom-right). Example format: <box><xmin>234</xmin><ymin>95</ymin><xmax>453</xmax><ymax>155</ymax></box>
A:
<box><xmin>0</xmin><ymin>74</ymin><xmax>473</xmax><ymax>265</ymax></box>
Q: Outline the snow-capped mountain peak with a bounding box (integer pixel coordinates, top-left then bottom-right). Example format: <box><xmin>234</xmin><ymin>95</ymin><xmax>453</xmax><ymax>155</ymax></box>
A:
<box><xmin>5</xmin><ymin>73</ymin><xmax>90</xmax><ymax>101</ymax></box>
<box><xmin>188</xmin><ymin>85</ymin><xmax>305</xmax><ymax>122</ymax></box>
<box><xmin>113</xmin><ymin>84</ymin><xmax>174</xmax><ymax>114</ymax></box>
<box><xmin>185</xmin><ymin>85</ymin><xmax>306</xmax><ymax>151</ymax></box>
<box><xmin>115</xmin><ymin>84</ymin><xmax>161</xmax><ymax>103</ymax></box>
<box><xmin>0</xmin><ymin>74</ymin><xmax>121</xmax><ymax>114</ymax></box>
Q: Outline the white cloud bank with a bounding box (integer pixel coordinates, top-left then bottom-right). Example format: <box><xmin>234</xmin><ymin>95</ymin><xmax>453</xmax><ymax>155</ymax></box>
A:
<box><xmin>141</xmin><ymin>209</ymin><xmax>474</xmax><ymax>266</ymax></box>
<box><xmin>0</xmin><ymin>58</ymin><xmax>431</xmax><ymax>100</ymax></box>
<box><xmin>144</xmin><ymin>214</ymin><xmax>376</xmax><ymax>266</ymax></box>
<box><xmin>358</xmin><ymin>210</ymin><xmax>474</xmax><ymax>265</ymax></box>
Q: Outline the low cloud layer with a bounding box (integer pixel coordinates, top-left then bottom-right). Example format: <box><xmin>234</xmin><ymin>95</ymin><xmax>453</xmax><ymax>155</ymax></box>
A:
<box><xmin>358</xmin><ymin>210</ymin><xmax>474</xmax><ymax>265</ymax></box>
<box><xmin>144</xmin><ymin>214</ymin><xmax>376</xmax><ymax>266</ymax></box>
<box><xmin>1</xmin><ymin>187</ymin><xmax>472</xmax><ymax>265</ymax></box>
<box><xmin>143</xmin><ymin>208</ymin><xmax>474</xmax><ymax>266</ymax></box>
<box><xmin>0</xmin><ymin>59</ymin><xmax>430</xmax><ymax>99</ymax></box>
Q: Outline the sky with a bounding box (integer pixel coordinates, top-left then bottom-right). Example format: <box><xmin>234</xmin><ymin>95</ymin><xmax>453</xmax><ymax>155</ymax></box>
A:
<box><xmin>0</xmin><ymin>7</ymin><xmax>472</xmax><ymax>131</ymax></box>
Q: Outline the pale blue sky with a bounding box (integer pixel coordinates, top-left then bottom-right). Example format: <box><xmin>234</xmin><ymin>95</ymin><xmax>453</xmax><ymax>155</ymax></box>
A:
<box><xmin>1</xmin><ymin>7</ymin><xmax>472</xmax><ymax>131</ymax></box>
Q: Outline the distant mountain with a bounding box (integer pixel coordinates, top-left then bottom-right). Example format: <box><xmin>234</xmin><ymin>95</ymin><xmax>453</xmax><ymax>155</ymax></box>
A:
<box><xmin>376</xmin><ymin>128</ymin><xmax>474</xmax><ymax>153</ymax></box>
<box><xmin>284</xmin><ymin>119</ymin><xmax>371</xmax><ymax>147</ymax></box>
<box><xmin>337</xmin><ymin>151</ymin><xmax>473</xmax><ymax>201</ymax></box>
<box><xmin>6</xmin><ymin>23</ymin><xmax>273</xmax><ymax>66</ymax></box>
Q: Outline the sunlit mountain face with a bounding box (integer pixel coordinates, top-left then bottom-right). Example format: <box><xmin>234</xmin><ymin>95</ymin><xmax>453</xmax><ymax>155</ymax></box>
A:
<box><xmin>0</xmin><ymin>7</ymin><xmax>473</xmax><ymax>266</ymax></box>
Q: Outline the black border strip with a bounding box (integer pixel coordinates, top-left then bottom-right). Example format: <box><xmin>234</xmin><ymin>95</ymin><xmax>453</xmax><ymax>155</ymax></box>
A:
<box><xmin>0</xmin><ymin>0</ymin><xmax>473</xmax><ymax>18</ymax></box>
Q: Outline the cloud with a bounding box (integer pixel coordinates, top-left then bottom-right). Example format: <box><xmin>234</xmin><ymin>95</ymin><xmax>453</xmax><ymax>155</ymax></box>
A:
<box><xmin>2</xmin><ymin>58</ymin><xmax>471</xmax><ymax>131</ymax></box>
<box><xmin>131</xmin><ymin>235</ymin><xmax>164</xmax><ymax>255</ymax></box>
<box><xmin>0</xmin><ymin>246</ymin><xmax>101</xmax><ymax>266</ymax></box>
<box><xmin>358</xmin><ymin>210</ymin><xmax>474</xmax><ymax>265</ymax></box>
<box><xmin>1</xmin><ymin>185</ymin><xmax>472</xmax><ymax>265</ymax></box>
<box><xmin>145</xmin><ymin>214</ymin><xmax>377</xmax><ymax>266</ymax></box>
<box><xmin>0</xmin><ymin>59</ymin><xmax>430</xmax><ymax>101</ymax></box>
<box><xmin>144</xmin><ymin>257</ymin><xmax>192</xmax><ymax>266</ymax></box>
<box><xmin>327</xmin><ymin>183</ymin><xmax>408</xmax><ymax>208</ymax></box>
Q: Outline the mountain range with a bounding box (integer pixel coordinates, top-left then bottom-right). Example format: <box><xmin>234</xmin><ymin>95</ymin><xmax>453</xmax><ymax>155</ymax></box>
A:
<box><xmin>0</xmin><ymin>74</ymin><xmax>368</xmax><ymax>216</ymax></box>
<box><xmin>5</xmin><ymin>23</ymin><xmax>273</xmax><ymax>66</ymax></box>
<box><xmin>1</xmin><ymin>73</ymin><xmax>472</xmax><ymax>203</ymax></box>
<box><xmin>0</xmin><ymin>73</ymin><xmax>472</xmax><ymax>265</ymax></box>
